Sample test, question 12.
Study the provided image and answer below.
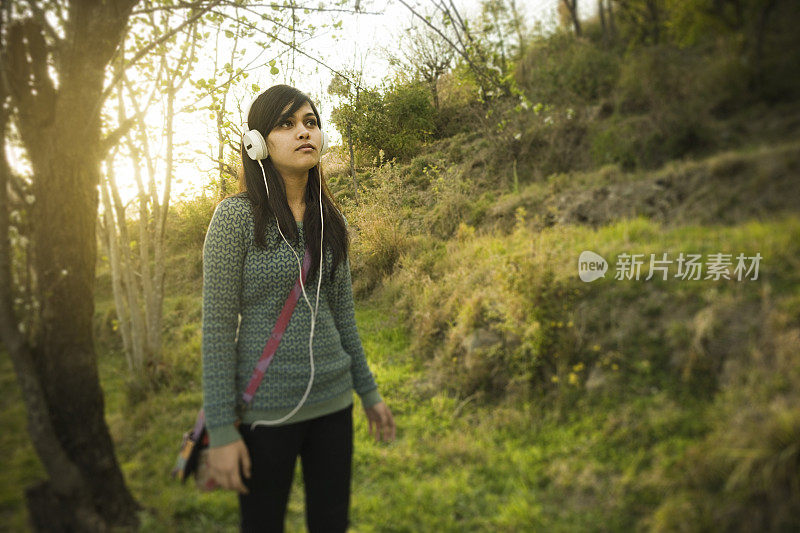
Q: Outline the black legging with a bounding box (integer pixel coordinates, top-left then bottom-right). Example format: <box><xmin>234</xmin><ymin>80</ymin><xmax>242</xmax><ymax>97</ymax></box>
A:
<box><xmin>238</xmin><ymin>403</ymin><xmax>353</xmax><ymax>533</ymax></box>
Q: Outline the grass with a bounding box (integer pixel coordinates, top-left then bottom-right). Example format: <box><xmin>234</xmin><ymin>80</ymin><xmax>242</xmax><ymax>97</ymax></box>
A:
<box><xmin>4</xmin><ymin>134</ymin><xmax>800</xmax><ymax>530</ymax></box>
<box><xmin>5</xmin><ymin>214</ymin><xmax>798</xmax><ymax>530</ymax></box>
<box><xmin>0</xmin><ymin>353</ymin><xmax>45</xmax><ymax>532</ymax></box>
<box><xmin>0</xmin><ymin>294</ymin><xmax>712</xmax><ymax>532</ymax></box>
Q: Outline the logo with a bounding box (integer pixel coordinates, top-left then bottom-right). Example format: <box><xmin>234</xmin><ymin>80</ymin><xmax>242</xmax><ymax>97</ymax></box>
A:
<box><xmin>576</xmin><ymin>251</ymin><xmax>761</xmax><ymax>282</ymax></box>
<box><xmin>578</xmin><ymin>251</ymin><xmax>608</xmax><ymax>282</ymax></box>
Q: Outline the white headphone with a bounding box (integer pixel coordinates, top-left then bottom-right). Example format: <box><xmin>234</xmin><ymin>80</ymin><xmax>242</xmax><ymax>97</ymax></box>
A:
<box><xmin>242</xmin><ymin>104</ymin><xmax>329</xmax><ymax>427</ymax></box>
<box><xmin>243</xmin><ymin>128</ymin><xmax>330</xmax><ymax>162</ymax></box>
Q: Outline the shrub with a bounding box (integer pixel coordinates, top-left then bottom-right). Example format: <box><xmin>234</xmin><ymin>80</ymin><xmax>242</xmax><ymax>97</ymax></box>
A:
<box><xmin>343</xmin><ymin>163</ymin><xmax>413</xmax><ymax>297</ymax></box>
<box><xmin>419</xmin><ymin>162</ymin><xmax>479</xmax><ymax>239</ymax></box>
<box><xmin>435</xmin><ymin>69</ymin><xmax>484</xmax><ymax>138</ymax></box>
<box><xmin>330</xmin><ymin>79</ymin><xmax>436</xmax><ymax>164</ymax></box>
<box><xmin>515</xmin><ymin>30</ymin><xmax>620</xmax><ymax>106</ymax></box>
<box><xmin>588</xmin><ymin>108</ymin><xmax>714</xmax><ymax>171</ymax></box>
<box><xmin>166</xmin><ymin>194</ymin><xmax>219</xmax><ymax>252</ymax></box>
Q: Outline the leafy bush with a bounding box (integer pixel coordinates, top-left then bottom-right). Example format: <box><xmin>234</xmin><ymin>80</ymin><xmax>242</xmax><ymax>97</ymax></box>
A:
<box><xmin>419</xmin><ymin>162</ymin><xmax>478</xmax><ymax>239</ymax></box>
<box><xmin>435</xmin><ymin>69</ymin><xmax>484</xmax><ymax>138</ymax></box>
<box><xmin>585</xmin><ymin>44</ymin><xmax>723</xmax><ymax>170</ymax></box>
<box><xmin>614</xmin><ymin>44</ymin><xmax>707</xmax><ymax>115</ymax></box>
<box><xmin>166</xmin><ymin>194</ymin><xmax>219</xmax><ymax>252</ymax></box>
<box><xmin>515</xmin><ymin>30</ymin><xmax>620</xmax><ymax>106</ymax></box>
<box><xmin>330</xmin><ymin>79</ymin><xmax>436</xmax><ymax>164</ymax></box>
<box><xmin>589</xmin><ymin>108</ymin><xmax>715</xmax><ymax>171</ymax></box>
<box><xmin>342</xmin><ymin>163</ymin><xmax>413</xmax><ymax>297</ymax></box>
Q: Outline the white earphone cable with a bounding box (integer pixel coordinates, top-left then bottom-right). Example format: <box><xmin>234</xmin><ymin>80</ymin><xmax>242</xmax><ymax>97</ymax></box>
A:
<box><xmin>250</xmin><ymin>159</ymin><xmax>324</xmax><ymax>427</ymax></box>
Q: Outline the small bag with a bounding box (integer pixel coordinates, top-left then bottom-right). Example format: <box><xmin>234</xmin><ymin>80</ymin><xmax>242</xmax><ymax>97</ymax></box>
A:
<box><xmin>172</xmin><ymin>409</ymin><xmax>218</xmax><ymax>490</ymax></box>
<box><xmin>171</xmin><ymin>247</ymin><xmax>311</xmax><ymax>490</ymax></box>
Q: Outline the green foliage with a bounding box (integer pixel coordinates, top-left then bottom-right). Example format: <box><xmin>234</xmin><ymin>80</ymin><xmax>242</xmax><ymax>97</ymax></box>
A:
<box><xmin>0</xmin><ymin>303</ymin><xmax>709</xmax><ymax>531</ymax></box>
<box><xmin>515</xmin><ymin>30</ymin><xmax>620</xmax><ymax>106</ymax></box>
<box><xmin>339</xmin><ymin>164</ymin><xmax>414</xmax><ymax>298</ymax></box>
<box><xmin>587</xmin><ymin>44</ymin><xmax>722</xmax><ymax>169</ymax></box>
<box><xmin>508</xmin><ymin>100</ymin><xmax>593</xmax><ymax>178</ymax></box>
<box><xmin>588</xmin><ymin>113</ymin><xmax>674</xmax><ymax>170</ymax></box>
<box><xmin>166</xmin><ymin>195</ymin><xmax>219</xmax><ymax>252</ymax></box>
<box><xmin>434</xmin><ymin>69</ymin><xmax>485</xmax><ymax>138</ymax></box>
<box><xmin>330</xmin><ymin>79</ymin><xmax>436</xmax><ymax>164</ymax></box>
<box><xmin>648</xmin><ymin>313</ymin><xmax>800</xmax><ymax>531</ymax></box>
<box><xmin>385</xmin><ymin>206</ymin><xmax>800</xmax><ymax>406</ymax></box>
<box><xmin>609</xmin><ymin>0</ymin><xmax>800</xmax><ymax>102</ymax></box>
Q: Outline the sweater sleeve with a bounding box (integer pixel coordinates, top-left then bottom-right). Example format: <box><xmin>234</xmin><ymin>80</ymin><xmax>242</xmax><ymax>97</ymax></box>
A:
<box><xmin>328</xmin><ymin>253</ymin><xmax>383</xmax><ymax>409</ymax></box>
<box><xmin>202</xmin><ymin>197</ymin><xmax>249</xmax><ymax>448</ymax></box>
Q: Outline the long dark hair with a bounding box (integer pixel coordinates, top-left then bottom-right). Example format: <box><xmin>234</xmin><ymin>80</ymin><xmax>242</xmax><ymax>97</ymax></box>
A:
<box><xmin>230</xmin><ymin>84</ymin><xmax>349</xmax><ymax>284</ymax></box>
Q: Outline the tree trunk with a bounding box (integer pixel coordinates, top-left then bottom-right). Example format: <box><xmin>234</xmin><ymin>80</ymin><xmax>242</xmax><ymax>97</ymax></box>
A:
<box><xmin>28</xmin><ymin>76</ymin><xmax>139</xmax><ymax>533</ymax></box>
<box><xmin>1</xmin><ymin>2</ymin><xmax>141</xmax><ymax>529</ymax></box>
<box><xmin>561</xmin><ymin>0</ymin><xmax>582</xmax><ymax>37</ymax></box>
<box><xmin>646</xmin><ymin>0</ymin><xmax>660</xmax><ymax>44</ymax></box>
<box><xmin>607</xmin><ymin>0</ymin><xmax>616</xmax><ymax>40</ymax></box>
<box><xmin>106</xmin><ymin>155</ymin><xmax>149</xmax><ymax>373</ymax></box>
<box><xmin>751</xmin><ymin>0</ymin><xmax>778</xmax><ymax>94</ymax></box>
<box><xmin>430</xmin><ymin>77</ymin><xmax>440</xmax><ymax>112</ymax></box>
<box><xmin>150</xmin><ymin>88</ymin><xmax>173</xmax><ymax>371</ymax></box>
<box><xmin>347</xmin><ymin>120</ymin><xmax>359</xmax><ymax>204</ymax></box>
<box><xmin>598</xmin><ymin>0</ymin><xmax>607</xmax><ymax>41</ymax></box>
<box><xmin>99</xmin><ymin>170</ymin><xmax>135</xmax><ymax>372</ymax></box>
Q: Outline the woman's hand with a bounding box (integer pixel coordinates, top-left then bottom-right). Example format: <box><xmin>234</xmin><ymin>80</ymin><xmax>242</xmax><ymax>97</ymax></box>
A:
<box><xmin>208</xmin><ymin>439</ymin><xmax>251</xmax><ymax>494</ymax></box>
<box><xmin>364</xmin><ymin>401</ymin><xmax>396</xmax><ymax>442</ymax></box>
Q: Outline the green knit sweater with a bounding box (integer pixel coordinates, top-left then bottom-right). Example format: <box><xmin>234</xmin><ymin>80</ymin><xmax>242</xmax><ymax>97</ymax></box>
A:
<box><xmin>202</xmin><ymin>194</ymin><xmax>382</xmax><ymax>447</ymax></box>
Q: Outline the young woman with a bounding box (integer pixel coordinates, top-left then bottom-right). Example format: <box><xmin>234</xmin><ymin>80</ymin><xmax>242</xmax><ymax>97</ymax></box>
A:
<box><xmin>202</xmin><ymin>84</ymin><xmax>395</xmax><ymax>532</ymax></box>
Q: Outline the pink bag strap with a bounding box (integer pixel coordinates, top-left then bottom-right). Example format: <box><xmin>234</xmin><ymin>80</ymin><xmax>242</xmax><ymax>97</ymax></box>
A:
<box><xmin>241</xmin><ymin>246</ymin><xmax>312</xmax><ymax>405</ymax></box>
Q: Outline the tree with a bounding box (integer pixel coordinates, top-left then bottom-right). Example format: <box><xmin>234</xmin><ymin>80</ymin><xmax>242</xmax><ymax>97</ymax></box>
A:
<box><xmin>560</xmin><ymin>0</ymin><xmax>583</xmax><ymax>37</ymax></box>
<box><xmin>98</xmin><ymin>4</ymin><xmax>202</xmax><ymax>379</ymax></box>
<box><xmin>598</xmin><ymin>0</ymin><xmax>617</xmax><ymax>45</ymax></box>
<box><xmin>330</xmin><ymin>78</ymin><xmax>436</xmax><ymax>164</ymax></box>
<box><xmin>613</xmin><ymin>0</ymin><xmax>665</xmax><ymax>45</ymax></box>
<box><xmin>0</xmin><ymin>1</ymin><xmax>144</xmax><ymax>529</ymax></box>
<box><xmin>380</xmin><ymin>17</ymin><xmax>455</xmax><ymax>111</ymax></box>
<box><xmin>662</xmin><ymin>0</ymin><xmax>786</xmax><ymax>93</ymax></box>
<box><xmin>476</xmin><ymin>0</ymin><xmax>528</xmax><ymax>72</ymax></box>
<box><xmin>0</xmin><ymin>0</ymin><xmax>222</xmax><ymax>528</ymax></box>
<box><xmin>328</xmin><ymin>63</ymin><xmax>369</xmax><ymax>202</ymax></box>
<box><xmin>395</xmin><ymin>0</ymin><xmax>516</xmax><ymax>102</ymax></box>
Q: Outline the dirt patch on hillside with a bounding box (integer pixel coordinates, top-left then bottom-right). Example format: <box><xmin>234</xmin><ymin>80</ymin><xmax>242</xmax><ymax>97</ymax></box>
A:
<box><xmin>484</xmin><ymin>139</ymin><xmax>800</xmax><ymax>233</ymax></box>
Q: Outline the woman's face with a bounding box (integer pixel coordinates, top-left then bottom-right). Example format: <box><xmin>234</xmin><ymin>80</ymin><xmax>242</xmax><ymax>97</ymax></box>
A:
<box><xmin>266</xmin><ymin>101</ymin><xmax>322</xmax><ymax>178</ymax></box>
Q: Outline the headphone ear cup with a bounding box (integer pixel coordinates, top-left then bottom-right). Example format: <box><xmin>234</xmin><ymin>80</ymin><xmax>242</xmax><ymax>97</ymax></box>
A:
<box><xmin>320</xmin><ymin>130</ymin><xmax>329</xmax><ymax>156</ymax></box>
<box><xmin>243</xmin><ymin>130</ymin><xmax>268</xmax><ymax>160</ymax></box>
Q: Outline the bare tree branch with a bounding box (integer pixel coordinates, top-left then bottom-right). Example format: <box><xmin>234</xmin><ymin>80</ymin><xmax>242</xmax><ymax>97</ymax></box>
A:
<box><xmin>90</xmin><ymin>0</ymin><xmax>224</xmax><ymax>127</ymax></box>
<box><xmin>132</xmin><ymin>1</ymin><xmax>382</xmax><ymax>16</ymax></box>
<box><xmin>209</xmin><ymin>7</ymin><xmax>371</xmax><ymax>95</ymax></box>
<box><xmin>100</xmin><ymin>112</ymin><xmax>147</xmax><ymax>159</ymax></box>
<box><xmin>395</xmin><ymin>0</ymin><xmax>508</xmax><ymax>97</ymax></box>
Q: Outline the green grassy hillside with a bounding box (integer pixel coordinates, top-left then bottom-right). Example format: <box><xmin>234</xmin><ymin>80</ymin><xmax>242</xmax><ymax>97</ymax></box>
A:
<box><xmin>4</xmin><ymin>137</ymin><xmax>799</xmax><ymax>530</ymax></box>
